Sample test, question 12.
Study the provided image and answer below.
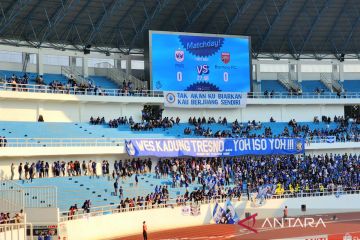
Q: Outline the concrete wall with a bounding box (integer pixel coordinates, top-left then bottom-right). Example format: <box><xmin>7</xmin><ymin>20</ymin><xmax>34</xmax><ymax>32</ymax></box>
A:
<box><xmin>25</xmin><ymin>208</ymin><xmax>59</xmax><ymax>224</ymax></box>
<box><xmin>0</xmin><ymin>90</ymin><xmax>352</xmax><ymax>123</ymax></box>
<box><xmin>163</xmin><ymin>104</ymin><xmax>344</xmax><ymax>123</ymax></box>
<box><xmin>59</xmin><ymin>193</ymin><xmax>360</xmax><ymax>240</ymax></box>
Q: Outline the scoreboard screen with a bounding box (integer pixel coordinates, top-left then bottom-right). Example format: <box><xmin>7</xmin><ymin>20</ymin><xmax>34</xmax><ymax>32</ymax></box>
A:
<box><xmin>149</xmin><ymin>31</ymin><xmax>251</xmax><ymax>92</ymax></box>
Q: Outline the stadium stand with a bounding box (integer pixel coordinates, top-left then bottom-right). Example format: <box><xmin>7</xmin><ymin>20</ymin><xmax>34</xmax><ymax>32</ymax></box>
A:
<box><xmin>343</xmin><ymin>80</ymin><xmax>360</xmax><ymax>92</ymax></box>
<box><xmin>87</xmin><ymin>76</ymin><xmax>119</xmax><ymax>89</ymax></box>
<box><xmin>9</xmin><ymin>153</ymin><xmax>359</xmax><ymax>212</ymax></box>
<box><xmin>0</xmin><ymin>118</ymin><xmax>358</xmax><ymax>143</ymax></box>
<box><xmin>260</xmin><ymin>80</ymin><xmax>288</xmax><ymax>93</ymax></box>
<box><xmin>300</xmin><ymin>80</ymin><xmax>329</xmax><ymax>93</ymax></box>
<box><xmin>1</xmin><ymin>1</ymin><xmax>360</xmax><ymax>239</ymax></box>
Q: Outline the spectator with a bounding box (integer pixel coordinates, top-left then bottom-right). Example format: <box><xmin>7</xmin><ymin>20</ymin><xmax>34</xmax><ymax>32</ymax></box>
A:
<box><xmin>38</xmin><ymin>115</ymin><xmax>44</xmax><ymax>122</ymax></box>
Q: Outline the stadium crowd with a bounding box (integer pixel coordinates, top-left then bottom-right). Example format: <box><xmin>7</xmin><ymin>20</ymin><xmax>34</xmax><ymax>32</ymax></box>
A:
<box><xmin>0</xmin><ymin>210</ymin><xmax>24</xmax><ymax>224</ymax></box>
<box><xmin>1</xmin><ymin>72</ymin><xmax>149</xmax><ymax>96</ymax></box>
<box><xmin>14</xmin><ymin>160</ymin><xmax>114</xmax><ymax>181</ymax></box>
<box><xmin>13</xmin><ymin>158</ymin><xmax>155</xmax><ymax>181</ymax></box>
<box><xmin>11</xmin><ymin>152</ymin><xmax>358</xmax><ymax>211</ymax></box>
<box><xmin>0</xmin><ymin>136</ymin><xmax>7</xmax><ymax>147</ymax></box>
<box><xmin>86</xmin><ymin>113</ymin><xmax>360</xmax><ymax>142</ymax></box>
<box><xmin>115</xmin><ymin>153</ymin><xmax>359</xmax><ymax>210</ymax></box>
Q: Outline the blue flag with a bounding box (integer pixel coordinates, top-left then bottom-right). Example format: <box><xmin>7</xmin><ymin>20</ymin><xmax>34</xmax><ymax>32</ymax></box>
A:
<box><xmin>224</xmin><ymin>199</ymin><xmax>239</xmax><ymax>224</ymax></box>
<box><xmin>212</xmin><ymin>202</ymin><xmax>225</xmax><ymax>224</ymax></box>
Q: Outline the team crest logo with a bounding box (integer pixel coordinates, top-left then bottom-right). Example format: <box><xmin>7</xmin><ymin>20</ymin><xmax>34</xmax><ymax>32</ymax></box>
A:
<box><xmin>175</xmin><ymin>50</ymin><xmax>184</xmax><ymax>62</ymax></box>
<box><xmin>125</xmin><ymin>141</ymin><xmax>136</xmax><ymax>156</ymax></box>
<box><xmin>221</xmin><ymin>52</ymin><xmax>230</xmax><ymax>64</ymax></box>
<box><xmin>165</xmin><ymin>93</ymin><xmax>176</xmax><ymax>103</ymax></box>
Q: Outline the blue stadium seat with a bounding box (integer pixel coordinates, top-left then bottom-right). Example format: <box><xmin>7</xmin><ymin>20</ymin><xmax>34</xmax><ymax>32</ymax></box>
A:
<box><xmin>88</xmin><ymin>76</ymin><xmax>119</xmax><ymax>89</ymax></box>
<box><xmin>300</xmin><ymin>80</ymin><xmax>329</xmax><ymax>93</ymax></box>
<box><xmin>261</xmin><ymin>80</ymin><xmax>287</xmax><ymax>92</ymax></box>
<box><xmin>0</xmin><ymin>121</ymin><xmax>347</xmax><ymax>141</ymax></box>
<box><xmin>342</xmin><ymin>80</ymin><xmax>360</xmax><ymax>92</ymax></box>
<box><xmin>42</xmin><ymin>73</ymin><xmax>68</xmax><ymax>85</ymax></box>
<box><xmin>16</xmin><ymin>174</ymin><xmax>206</xmax><ymax>210</ymax></box>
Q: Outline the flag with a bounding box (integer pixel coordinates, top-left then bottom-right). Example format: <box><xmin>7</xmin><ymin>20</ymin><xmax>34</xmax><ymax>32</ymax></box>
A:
<box><xmin>257</xmin><ymin>184</ymin><xmax>276</xmax><ymax>199</ymax></box>
<box><xmin>326</xmin><ymin>136</ymin><xmax>336</xmax><ymax>143</ymax></box>
<box><xmin>212</xmin><ymin>202</ymin><xmax>225</xmax><ymax>224</ymax></box>
<box><xmin>224</xmin><ymin>199</ymin><xmax>239</xmax><ymax>224</ymax></box>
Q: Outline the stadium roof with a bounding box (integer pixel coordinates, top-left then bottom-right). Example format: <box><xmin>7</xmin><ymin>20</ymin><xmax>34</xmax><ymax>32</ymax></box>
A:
<box><xmin>0</xmin><ymin>0</ymin><xmax>359</xmax><ymax>59</ymax></box>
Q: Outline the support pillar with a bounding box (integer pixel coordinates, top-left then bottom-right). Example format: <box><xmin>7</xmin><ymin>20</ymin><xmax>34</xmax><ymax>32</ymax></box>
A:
<box><xmin>37</xmin><ymin>50</ymin><xmax>44</xmax><ymax>75</ymax></box>
<box><xmin>297</xmin><ymin>61</ymin><xmax>302</xmax><ymax>82</ymax></box>
<box><xmin>126</xmin><ymin>57</ymin><xmax>131</xmax><ymax>78</ymax></box>
<box><xmin>82</xmin><ymin>56</ymin><xmax>88</xmax><ymax>78</ymax></box>
<box><xmin>339</xmin><ymin>61</ymin><xmax>344</xmax><ymax>82</ymax></box>
<box><xmin>255</xmin><ymin>61</ymin><xmax>261</xmax><ymax>82</ymax></box>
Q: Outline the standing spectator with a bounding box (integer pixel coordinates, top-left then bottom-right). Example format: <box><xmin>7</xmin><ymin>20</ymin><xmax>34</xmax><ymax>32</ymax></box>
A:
<box><xmin>119</xmin><ymin>186</ymin><xmax>123</xmax><ymax>199</ymax></box>
<box><xmin>92</xmin><ymin>161</ymin><xmax>97</xmax><ymax>176</ymax></box>
<box><xmin>24</xmin><ymin>163</ymin><xmax>29</xmax><ymax>179</ymax></box>
<box><xmin>143</xmin><ymin>221</ymin><xmax>148</xmax><ymax>240</ymax></box>
<box><xmin>10</xmin><ymin>163</ymin><xmax>15</xmax><ymax>180</ymax></box>
<box><xmin>114</xmin><ymin>180</ymin><xmax>119</xmax><ymax>196</ymax></box>
<box><xmin>82</xmin><ymin>200</ymin><xmax>91</xmax><ymax>213</ymax></box>
<box><xmin>29</xmin><ymin>163</ymin><xmax>34</xmax><ymax>182</ymax></box>
<box><xmin>135</xmin><ymin>174</ymin><xmax>139</xmax><ymax>187</ymax></box>
<box><xmin>283</xmin><ymin>206</ymin><xmax>288</xmax><ymax>220</ymax></box>
<box><xmin>45</xmin><ymin>162</ymin><xmax>49</xmax><ymax>177</ymax></box>
<box><xmin>82</xmin><ymin>161</ymin><xmax>87</xmax><ymax>176</ymax></box>
<box><xmin>18</xmin><ymin>163</ymin><xmax>23</xmax><ymax>180</ymax></box>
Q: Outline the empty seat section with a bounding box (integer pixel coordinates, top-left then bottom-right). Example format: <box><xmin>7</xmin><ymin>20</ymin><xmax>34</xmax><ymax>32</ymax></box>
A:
<box><xmin>261</xmin><ymin>80</ymin><xmax>287</xmax><ymax>92</ymax></box>
<box><xmin>88</xmin><ymin>76</ymin><xmax>119</xmax><ymax>89</ymax></box>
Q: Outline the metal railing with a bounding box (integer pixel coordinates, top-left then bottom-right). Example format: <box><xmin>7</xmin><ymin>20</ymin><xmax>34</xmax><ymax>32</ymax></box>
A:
<box><xmin>59</xmin><ymin>196</ymin><xmax>228</xmax><ymax>222</ymax></box>
<box><xmin>0</xmin><ymin>190</ymin><xmax>24</xmax><ymax>213</ymax></box>
<box><xmin>0</xmin><ymin>136</ymin><xmax>358</xmax><ymax>148</ymax></box>
<box><xmin>60</xmin><ymin>66</ymin><xmax>87</xmax><ymax>85</ymax></box>
<box><xmin>0</xmin><ymin>82</ymin><xmax>163</xmax><ymax>97</ymax></box>
<box><xmin>2</xmin><ymin>138</ymin><xmax>125</xmax><ymax>148</ymax></box>
<box><xmin>320</xmin><ymin>72</ymin><xmax>333</xmax><ymax>91</ymax></box>
<box><xmin>102</xmin><ymin>67</ymin><xmax>145</xmax><ymax>90</ymax></box>
<box><xmin>0</xmin><ymin>180</ymin><xmax>25</xmax><ymax>212</ymax></box>
<box><xmin>2</xmin><ymin>82</ymin><xmax>360</xmax><ymax>99</ymax></box>
<box><xmin>0</xmin><ymin>179</ymin><xmax>57</xmax><ymax>208</ymax></box>
<box><xmin>277</xmin><ymin>72</ymin><xmax>291</xmax><ymax>90</ymax></box>
<box><xmin>0</xmin><ymin>223</ymin><xmax>33</xmax><ymax>240</ymax></box>
<box><xmin>271</xmin><ymin>188</ymin><xmax>360</xmax><ymax>199</ymax></box>
<box><xmin>59</xmin><ymin>188</ymin><xmax>360</xmax><ymax>222</ymax></box>
<box><xmin>22</xmin><ymin>186</ymin><xmax>57</xmax><ymax>208</ymax></box>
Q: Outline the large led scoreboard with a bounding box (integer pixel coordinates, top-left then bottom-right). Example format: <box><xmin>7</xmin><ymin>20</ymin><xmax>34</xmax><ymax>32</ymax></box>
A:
<box><xmin>149</xmin><ymin>31</ymin><xmax>251</xmax><ymax>93</ymax></box>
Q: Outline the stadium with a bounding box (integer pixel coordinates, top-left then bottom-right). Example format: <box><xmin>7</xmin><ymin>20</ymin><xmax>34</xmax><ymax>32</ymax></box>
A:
<box><xmin>0</xmin><ymin>0</ymin><xmax>359</xmax><ymax>239</ymax></box>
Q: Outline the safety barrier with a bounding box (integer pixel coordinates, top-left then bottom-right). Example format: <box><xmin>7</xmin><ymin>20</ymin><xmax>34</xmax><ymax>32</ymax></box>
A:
<box><xmin>0</xmin><ymin>136</ymin><xmax>358</xmax><ymax>148</ymax></box>
<box><xmin>59</xmin><ymin>188</ymin><xmax>360</xmax><ymax>222</ymax></box>
<box><xmin>2</xmin><ymin>138</ymin><xmax>124</xmax><ymax>148</ymax></box>
<box><xmin>0</xmin><ymin>223</ymin><xmax>32</xmax><ymax>240</ymax></box>
<box><xmin>0</xmin><ymin>82</ymin><xmax>358</xmax><ymax>99</ymax></box>
<box><xmin>0</xmin><ymin>179</ymin><xmax>57</xmax><ymax>209</ymax></box>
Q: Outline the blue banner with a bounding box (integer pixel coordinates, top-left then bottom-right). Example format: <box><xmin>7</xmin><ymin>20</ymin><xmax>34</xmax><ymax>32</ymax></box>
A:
<box><xmin>125</xmin><ymin>138</ymin><xmax>305</xmax><ymax>157</ymax></box>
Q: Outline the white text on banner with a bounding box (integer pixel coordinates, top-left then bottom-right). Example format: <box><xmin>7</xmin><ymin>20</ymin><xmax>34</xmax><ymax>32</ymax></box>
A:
<box><xmin>163</xmin><ymin>91</ymin><xmax>247</xmax><ymax>108</ymax></box>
